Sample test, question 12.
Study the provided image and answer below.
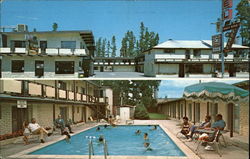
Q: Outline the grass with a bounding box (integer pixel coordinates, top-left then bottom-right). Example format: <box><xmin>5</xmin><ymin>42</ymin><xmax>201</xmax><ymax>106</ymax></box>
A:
<box><xmin>148</xmin><ymin>113</ymin><xmax>170</xmax><ymax>120</ymax></box>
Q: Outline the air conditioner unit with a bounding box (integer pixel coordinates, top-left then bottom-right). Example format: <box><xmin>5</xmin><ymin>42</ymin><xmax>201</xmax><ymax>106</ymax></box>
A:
<box><xmin>17</xmin><ymin>24</ymin><xmax>28</xmax><ymax>32</ymax></box>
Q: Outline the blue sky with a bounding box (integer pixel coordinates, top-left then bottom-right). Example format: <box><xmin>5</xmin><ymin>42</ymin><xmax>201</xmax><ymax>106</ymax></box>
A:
<box><xmin>158</xmin><ymin>80</ymin><xmax>243</xmax><ymax>98</ymax></box>
<box><xmin>1</xmin><ymin>0</ymin><xmax>240</xmax><ymax>56</ymax></box>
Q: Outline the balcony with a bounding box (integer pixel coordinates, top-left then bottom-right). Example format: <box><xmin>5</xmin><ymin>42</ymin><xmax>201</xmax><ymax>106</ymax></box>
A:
<box><xmin>0</xmin><ymin>80</ymin><xmax>108</xmax><ymax>105</ymax></box>
<box><xmin>0</xmin><ymin>47</ymin><xmax>87</xmax><ymax>56</ymax></box>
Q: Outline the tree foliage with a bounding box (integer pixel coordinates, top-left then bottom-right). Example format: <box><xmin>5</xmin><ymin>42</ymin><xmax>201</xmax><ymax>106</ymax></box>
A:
<box><xmin>134</xmin><ymin>103</ymin><xmax>150</xmax><ymax>119</ymax></box>
<box><xmin>95</xmin><ymin>36</ymin><xmax>116</xmax><ymax>57</ymax></box>
<box><xmin>236</xmin><ymin>0</ymin><xmax>250</xmax><ymax>46</ymax></box>
<box><xmin>102</xmin><ymin>80</ymin><xmax>161</xmax><ymax>109</ymax></box>
<box><xmin>120</xmin><ymin>22</ymin><xmax>160</xmax><ymax>57</ymax></box>
<box><xmin>52</xmin><ymin>23</ymin><xmax>58</xmax><ymax>31</ymax></box>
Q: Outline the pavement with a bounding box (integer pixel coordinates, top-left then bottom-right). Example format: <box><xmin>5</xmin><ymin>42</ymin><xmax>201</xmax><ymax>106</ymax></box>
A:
<box><xmin>0</xmin><ymin>120</ymin><xmax>248</xmax><ymax>159</ymax></box>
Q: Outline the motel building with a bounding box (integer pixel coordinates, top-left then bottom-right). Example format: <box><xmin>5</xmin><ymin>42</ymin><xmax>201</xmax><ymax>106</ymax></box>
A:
<box><xmin>0</xmin><ymin>24</ymin><xmax>95</xmax><ymax>78</ymax></box>
<box><xmin>0</xmin><ymin>80</ymin><xmax>113</xmax><ymax>138</ymax></box>
<box><xmin>143</xmin><ymin>39</ymin><xmax>249</xmax><ymax>77</ymax></box>
<box><xmin>157</xmin><ymin>81</ymin><xmax>249</xmax><ymax>138</ymax></box>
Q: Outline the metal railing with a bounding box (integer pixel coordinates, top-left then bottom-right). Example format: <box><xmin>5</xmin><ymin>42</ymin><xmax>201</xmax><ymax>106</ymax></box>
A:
<box><xmin>87</xmin><ymin>136</ymin><xmax>95</xmax><ymax>159</ymax></box>
<box><xmin>103</xmin><ymin>139</ymin><xmax>109</xmax><ymax>159</ymax></box>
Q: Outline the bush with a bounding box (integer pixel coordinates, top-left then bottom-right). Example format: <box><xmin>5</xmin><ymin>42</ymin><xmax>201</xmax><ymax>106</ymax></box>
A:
<box><xmin>134</xmin><ymin>103</ymin><xmax>150</xmax><ymax>120</ymax></box>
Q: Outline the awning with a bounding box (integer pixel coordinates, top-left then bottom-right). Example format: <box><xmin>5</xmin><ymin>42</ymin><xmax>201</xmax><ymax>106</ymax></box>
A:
<box><xmin>183</xmin><ymin>82</ymin><xmax>249</xmax><ymax>102</ymax></box>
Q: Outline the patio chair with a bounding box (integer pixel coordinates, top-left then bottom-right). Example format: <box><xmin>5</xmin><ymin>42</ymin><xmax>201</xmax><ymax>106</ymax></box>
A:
<box><xmin>126</xmin><ymin>119</ymin><xmax>134</xmax><ymax>125</ymax></box>
<box><xmin>195</xmin><ymin>129</ymin><xmax>222</xmax><ymax>157</ymax></box>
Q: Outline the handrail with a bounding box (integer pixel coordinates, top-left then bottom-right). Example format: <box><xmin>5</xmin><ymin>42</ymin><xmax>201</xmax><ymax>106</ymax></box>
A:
<box><xmin>88</xmin><ymin>137</ymin><xmax>95</xmax><ymax>159</ymax></box>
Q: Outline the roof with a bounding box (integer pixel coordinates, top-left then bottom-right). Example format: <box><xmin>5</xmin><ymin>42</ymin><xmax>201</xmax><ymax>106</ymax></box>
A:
<box><xmin>157</xmin><ymin>98</ymin><xmax>185</xmax><ymax>105</ymax></box>
<box><xmin>153</xmin><ymin>40</ymin><xmax>249</xmax><ymax>49</ymax></box>
<box><xmin>2</xmin><ymin>30</ymin><xmax>93</xmax><ymax>35</ymax></box>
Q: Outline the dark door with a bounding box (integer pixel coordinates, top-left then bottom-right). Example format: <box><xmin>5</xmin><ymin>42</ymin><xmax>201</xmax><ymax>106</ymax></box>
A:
<box><xmin>40</xmin><ymin>41</ymin><xmax>47</xmax><ymax>54</ymax></box>
<box><xmin>179</xmin><ymin>63</ymin><xmax>185</xmax><ymax>77</ymax></box>
<box><xmin>12</xmin><ymin>106</ymin><xmax>29</xmax><ymax>132</ymax></box>
<box><xmin>228</xmin><ymin>103</ymin><xmax>234</xmax><ymax>137</ymax></box>
<box><xmin>35</xmin><ymin>61</ymin><xmax>44</xmax><ymax>77</ymax></box>
<box><xmin>60</xmin><ymin>107</ymin><xmax>68</xmax><ymax>121</ymax></box>
<box><xmin>82</xmin><ymin>107</ymin><xmax>86</xmax><ymax>122</ymax></box>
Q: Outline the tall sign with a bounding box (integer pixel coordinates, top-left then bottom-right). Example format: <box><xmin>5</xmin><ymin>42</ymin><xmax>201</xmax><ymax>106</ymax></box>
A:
<box><xmin>223</xmin><ymin>0</ymin><xmax>233</xmax><ymax>20</ymax></box>
<box><xmin>212</xmin><ymin>34</ymin><xmax>222</xmax><ymax>53</ymax></box>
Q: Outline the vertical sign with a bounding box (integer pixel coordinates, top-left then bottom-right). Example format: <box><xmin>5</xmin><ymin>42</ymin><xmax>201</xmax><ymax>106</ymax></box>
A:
<box><xmin>212</xmin><ymin>34</ymin><xmax>222</xmax><ymax>53</ymax></box>
<box><xmin>223</xmin><ymin>0</ymin><xmax>233</xmax><ymax>20</ymax></box>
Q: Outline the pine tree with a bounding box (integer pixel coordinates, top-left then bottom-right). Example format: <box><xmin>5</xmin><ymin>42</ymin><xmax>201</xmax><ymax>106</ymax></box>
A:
<box><xmin>106</xmin><ymin>41</ymin><xmax>111</xmax><ymax>57</ymax></box>
<box><xmin>101</xmin><ymin>39</ymin><xmax>107</xmax><ymax>57</ymax></box>
<box><xmin>111</xmin><ymin>36</ymin><xmax>117</xmax><ymax>57</ymax></box>
<box><xmin>139</xmin><ymin>22</ymin><xmax>145</xmax><ymax>53</ymax></box>
<box><xmin>95</xmin><ymin>38</ymin><xmax>102</xmax><ymax>57</ymax></box>
<box><xmin>236</xmin><ymin>0</ymin><xmax>250</xmax><ymax>46</ymax></box>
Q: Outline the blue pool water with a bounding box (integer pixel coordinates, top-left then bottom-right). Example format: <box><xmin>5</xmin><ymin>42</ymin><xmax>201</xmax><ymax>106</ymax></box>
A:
<box><xmin>30</xmin><ymin>125</ymin><xmax>186</xmax><ymax>156</ymax></box>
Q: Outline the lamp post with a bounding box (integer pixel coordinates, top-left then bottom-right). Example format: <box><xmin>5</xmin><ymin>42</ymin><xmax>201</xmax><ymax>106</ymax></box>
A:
<box><xmin>220</xmin><ymin>0</ymin><xmax>225</xmax><ymax>78</ymax></box>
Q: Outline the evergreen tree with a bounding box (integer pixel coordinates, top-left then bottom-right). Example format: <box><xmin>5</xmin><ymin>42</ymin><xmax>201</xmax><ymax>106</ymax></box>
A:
<box><xmin>236</xmin><ymin>0</ymin><xmax>250</xmax><ymax>46</ymax></box>
<box><xmin>139</xmin><ymin>22</ymin><xmax>146</xmax><ymax>53</ymax></box>
<box><xmin>52</xmin><ymin>23</ymin><xmax>58</xmax><ymax>31</ymax></box>
<box><xmin>101</xmin><ymin>39</ymin><xmax>107</xmax><ymax>57</ymax></box>
<box><xmin>106</xmin><ymin>41</ymin><xmax>111</xmax><ymax>57</ymax></box>
<box><xmin>95</xmin><ymin>38</ymin><xmax>102</xmax><ymax>57</ymax></box>
<box><xmin>111</xmin><ymin>36</ymin><xmax>117</xmax><ymax>57</ymax></box>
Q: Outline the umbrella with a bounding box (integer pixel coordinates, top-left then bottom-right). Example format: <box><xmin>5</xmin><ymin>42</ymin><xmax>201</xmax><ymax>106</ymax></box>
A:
<box><xmin>183</xmin><ymin>82</ymin><xmax>249</xmax><ymax>102</ymax></box>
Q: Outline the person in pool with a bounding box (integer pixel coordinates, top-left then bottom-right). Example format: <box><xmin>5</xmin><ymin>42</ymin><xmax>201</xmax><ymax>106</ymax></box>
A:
<box><xmin>144</xmin><ymin>133</ymin><xmax>149</xmax><ymax>140</ymax></box>
<box><xmin>135</xmin><ymin>129</ymin><xmax>141</xmax><ymax>135</ymax></box>
<box><xmin>96</xmin><ymin>126</ymin><xmax>101</xmax><ymax>131</ymax></box>
<box><xmin>144</xmin><ymin>142</ymin><xmax>153</xmax><ymax>151</ymax></box>
<box><xmin>104</xmin><ymin>124</ymin><xmax>109</xmax><ymax>128</ymax></box>
<box><xmin>150</xmin><ymin>125</ymin><xmax>157</xmax><ymax>130</ymax></box>
<box><xmin>98</xmin><ymin>135</ymin><xmax>104</xmax><ymax>144</ymax></box>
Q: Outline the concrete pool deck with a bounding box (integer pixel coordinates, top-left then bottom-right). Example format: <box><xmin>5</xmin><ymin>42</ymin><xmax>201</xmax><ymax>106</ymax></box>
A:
<box><xmin>1</xmin><ymin>120</ymin><xmax>248</xmax><ymax>159</ymax></box>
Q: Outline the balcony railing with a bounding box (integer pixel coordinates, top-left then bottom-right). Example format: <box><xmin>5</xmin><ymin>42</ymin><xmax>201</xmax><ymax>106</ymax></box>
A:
<box><xmin>0</xmin><ymin>47</ymin><xmax>87</xmax><ymax>56</ymax></box>
<box><xmin>1</xmin><ymin>80</ymin><xmax>108</xmax><ymax>104</ymax></box>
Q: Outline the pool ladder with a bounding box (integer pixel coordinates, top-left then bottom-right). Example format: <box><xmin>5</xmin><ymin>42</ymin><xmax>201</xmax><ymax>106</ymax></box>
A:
<box><xmin>88</xmin><ymin>138</ymin><xmax>109</xmax><ymax>159</ymax></box>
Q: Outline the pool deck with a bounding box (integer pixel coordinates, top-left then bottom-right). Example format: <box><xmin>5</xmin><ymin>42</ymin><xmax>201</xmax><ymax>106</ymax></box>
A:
<box><xmin>1</xmin><ymin>120</ymin><xmax>248</xmax><ymax>159</ymax></box>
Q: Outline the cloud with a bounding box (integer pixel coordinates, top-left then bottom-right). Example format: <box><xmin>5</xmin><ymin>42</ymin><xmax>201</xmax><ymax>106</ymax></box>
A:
<box><xmin>16</xmin><ymin>16</ymin><xmax>38</xmax><ymax>21</ymax></box>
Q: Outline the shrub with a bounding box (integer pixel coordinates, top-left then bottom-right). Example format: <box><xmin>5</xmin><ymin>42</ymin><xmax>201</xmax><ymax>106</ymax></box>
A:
<box><xmin>134</xmin><ymin>103</ymin><xmax>150</xmax><ymax>120</ymax></box>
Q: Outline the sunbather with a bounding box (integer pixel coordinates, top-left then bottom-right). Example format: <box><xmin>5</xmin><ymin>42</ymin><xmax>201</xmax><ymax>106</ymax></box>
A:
<box><xmin>180</xmin><ymin>117</ymin><xmax>192</xmax><ymax>139</ymax></box>
<box><xmin>186</xmin><ymin>115</ymin><xmax>211</xmax><ymax>141</ymax></box>
<box><xmin>28</xmin><ymin>118</ymin><xmax>52</xmax><ymax>143</ymax></box>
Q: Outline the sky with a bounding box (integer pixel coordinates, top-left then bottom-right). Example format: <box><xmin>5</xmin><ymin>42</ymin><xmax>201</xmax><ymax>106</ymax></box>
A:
<box><xmin>158</xmin><ymin>79</ymin><xmax>243</xmax><ymax>98</ymax></box>
<box><xmin>1</xmin><ymin>0</ymin><xmax>241</xmax><ymax>56</ymax></box>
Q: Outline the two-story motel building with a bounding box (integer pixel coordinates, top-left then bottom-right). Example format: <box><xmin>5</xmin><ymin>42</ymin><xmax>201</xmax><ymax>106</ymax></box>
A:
<box><xmin>0</xmin><ymin>26</ymin><xmax>95</xmax><ymax>78</ymax></box>
<box><xmin>0</xmin><ymin>80</ymin><xmax>113</xmax><ymax>135</ymax></box>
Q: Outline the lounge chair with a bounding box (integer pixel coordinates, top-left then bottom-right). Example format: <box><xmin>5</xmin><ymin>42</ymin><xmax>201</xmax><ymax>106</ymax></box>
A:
<box><xmin>195</xmin><ymin>129</ymin><xmax>223</xmax><ymax>157</ymax></box>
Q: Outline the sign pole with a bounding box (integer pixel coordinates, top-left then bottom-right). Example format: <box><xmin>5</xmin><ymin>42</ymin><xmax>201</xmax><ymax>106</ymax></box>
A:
<box><xmin>220</xmin><ymin>0</ymin><xmax>225</xmax><ymax>78</ymax></box>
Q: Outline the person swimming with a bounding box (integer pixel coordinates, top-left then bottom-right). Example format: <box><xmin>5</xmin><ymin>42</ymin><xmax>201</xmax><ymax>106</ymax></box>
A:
<box><xmin>96</xmin><ymin>126</ymin><xmax>101</xmax><ymax>131</ymax></box>
<box><xmin>144</xmin><ymin>142</ymin><xmax>153</xmax><ymax>151</ymax></box>
<box><xmin>104</xmin><ymin>124</ymin><xmax>108</xmax><ymax>128</ymax></box>
<box><xmin>144</xmin><ymin>133</ymin><xmax>149</xmax><ymax>140</ymax></box>
<box><xmin>135</xmin><ymin>130</ymin><xmax>141</xmax><ymax>135</ymax></box>
<box><xmin>98</xmin><ymin>135</ymin><xmax>104</xmax><ymax>143</ymax></box>
<box><xmin>150</xmin><ymin>125</ymin><xmax>157</xmax><ymax>130</ymax></box>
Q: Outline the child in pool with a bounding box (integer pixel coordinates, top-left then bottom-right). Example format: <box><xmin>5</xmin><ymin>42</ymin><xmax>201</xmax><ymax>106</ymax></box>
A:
<box><xmin>98</xmin><ymin>135</ymin><xmax>104</xmax><ymax>144</ymax></box>
<box><xmin>135</xmin><ymin>129</ymin><xmax>141</xmax><ymax>135</ymax></box>
<box><xmin>150</xmin><ymin>125</ymin><xmax>157</xmax><ymax>130</ymax></box>
<box><xmin>96</xmin><ymin>126</ymin><xmax>101</xmax><ymax>131</ymax></box>
<box><xmin>144</xmin><ymin>142</ymin><xmax>153</xmax><ymax>151</ymax></box>
<box><xmin>144</xmin><ymin>133</ymin><xmax>149</xmax><ymax>140</ymax></box>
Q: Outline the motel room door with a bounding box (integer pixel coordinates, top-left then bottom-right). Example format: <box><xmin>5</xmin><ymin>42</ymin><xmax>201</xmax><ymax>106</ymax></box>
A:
<box><xmin>12</xmin><ymin>106</ymin><xmax>29</xmax><ymax>132</ymax></box>
<box><xmin>35</xmin><ymin>61</ymin><xmax>44</xmax><ymax>77</ymax></box>
<box><xmin>60</xmin><ymin>107</ymin><xmax>68</xmax><ymax>121</ymax></box>
<box><xmin>227</xmin><ymin>103</ymin><xmax>240</xmax><ymax>137</ymax></box>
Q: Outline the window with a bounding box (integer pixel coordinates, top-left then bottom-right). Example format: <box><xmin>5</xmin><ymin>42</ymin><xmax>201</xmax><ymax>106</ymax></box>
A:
<box><xmin>12</xmin><ymin>60</ymin><xmax>24</xmax><ymax>72</ymax></box>
<box><xmin>81</xmin><ymin>87</ymin><xmax>86</xmax><ymax>94</ymax></box>
<box><xmin>61</xmin><ymin>41</ymin><xmax>76</xmax><ymax>49</ymax></box>
<box><xmin>55</xmin><ymin>61</ymin><xmax>74</xmax><ymax>74</ymax></box>
<box><xmin>58</xmin><ymin>81</ymin><xmax>67</xmax><ymax>90</ymax></box>
<box><xmin>11</xmin><ymin>40</ymin><xmax>26</xmax><ymax>48</ymax></box>
<box><xmin>100</xmin><ymin>90</ymin><xmax>104</xmax><ymax>98</ymax></box>
<box><xmin>163</xmin><ymin>49</ymin><xmax>175</xmax><ymax>53</ymax></box>
<box><xmin>193</xmin><ymin>49</ymin><xmax>201</xmax><ymax>57</ymax></box>
<box><xmin>94</xmin><ymin>67</ymin><xmax>99</xmax><ymax>70</ymax></box>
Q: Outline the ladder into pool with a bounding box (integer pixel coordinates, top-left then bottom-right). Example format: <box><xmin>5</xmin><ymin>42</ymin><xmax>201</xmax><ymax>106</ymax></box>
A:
<box><xmin>88</xmin><ymin>138</ymin><xmax>109</xmax><ymax>159</ymax></box>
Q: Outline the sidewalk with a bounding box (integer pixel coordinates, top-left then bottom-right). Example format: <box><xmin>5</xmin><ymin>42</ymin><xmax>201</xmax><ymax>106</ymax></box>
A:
<box><xmin>133</xmin><ymin>120</ymin><xmax>249</xmax><ymax>159</ymax></box>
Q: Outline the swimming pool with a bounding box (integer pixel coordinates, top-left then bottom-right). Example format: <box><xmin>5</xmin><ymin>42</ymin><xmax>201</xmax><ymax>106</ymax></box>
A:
<box><xmin>30</xmin><ymin>125</ymin><xmax>185</xmax><ymax>156</ymax></box>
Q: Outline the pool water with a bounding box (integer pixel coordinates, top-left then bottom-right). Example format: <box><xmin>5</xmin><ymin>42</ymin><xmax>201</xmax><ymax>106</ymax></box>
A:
<box><xmin>30</xmin><ymin>125</ymin><xmax>186</xmax><ymax>156</ymax></box>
